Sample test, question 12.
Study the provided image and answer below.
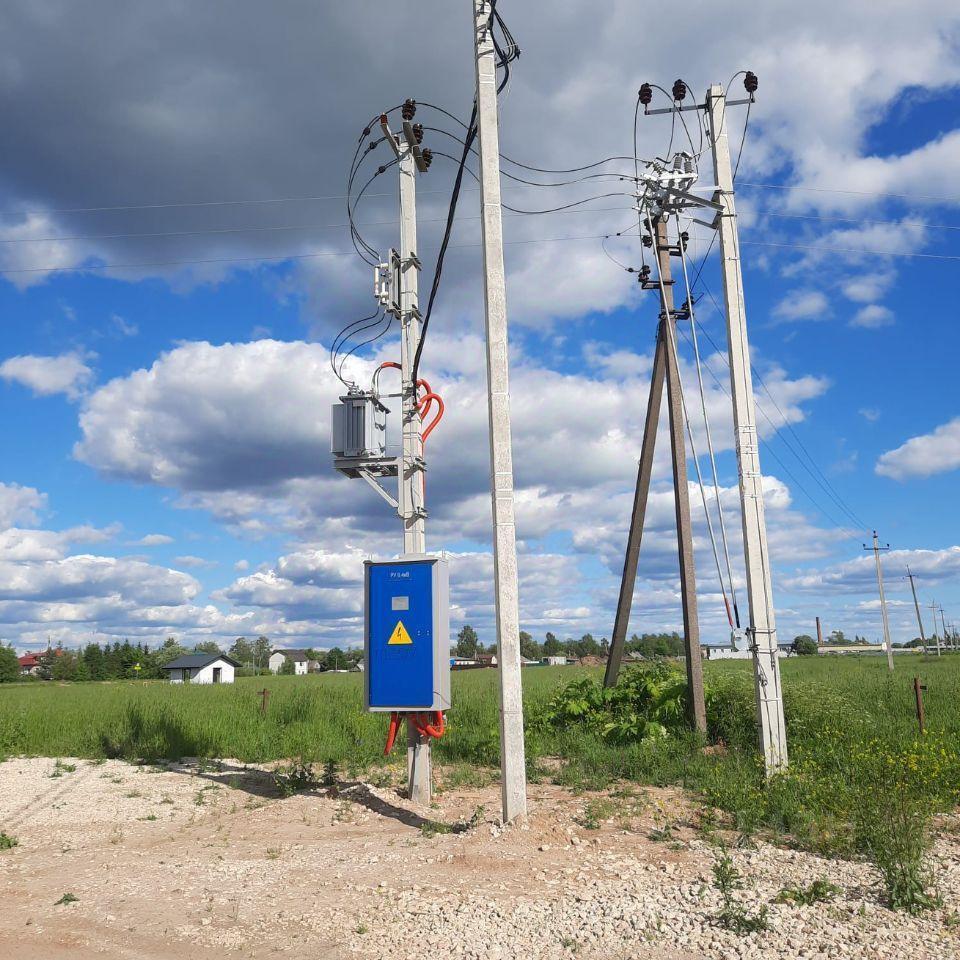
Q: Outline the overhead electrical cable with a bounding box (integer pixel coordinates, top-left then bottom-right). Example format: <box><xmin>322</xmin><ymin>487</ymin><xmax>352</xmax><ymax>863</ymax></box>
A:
<box><xmin>675</xmin><ymin>213</ymin><xmax>741</xmax><ymax>628</ymax></box>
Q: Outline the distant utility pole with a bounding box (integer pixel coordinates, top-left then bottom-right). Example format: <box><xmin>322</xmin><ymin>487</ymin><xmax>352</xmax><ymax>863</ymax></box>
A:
<box><xmin>382</xmin><ymin>108</ymin><xmax>430</xmax><ymax>803</ymax></box>
<box><xmin>706</xmin><ymin>82</ymin><xmax>787</xmax><ymax>771</ymax></box>
<box><xmin>863</xmin><ymin>531</ymin><xmax>894</xmax><ymax>671</ymax></box>
<box><xmin>473</xmin><ymin>0</ymin><xmax>527</xmax><ymax>824</ymax></box>
<box><xmin>930</xmin><ymin>601</ymin><xmax>942</xmax><ymax>656</ymax></box>
<box><xmin>905</xmin><ymin>566</ymin><xmax>928</xmax><ymax>656</ymax></box>
<box><xmin>939</xmin><ymin>605</ymin><xmax>949</xmax><ymax>652</ymax></box>
<box><xmin>815</xmin><ymin>616</ymin><xmax>824</xmax><ymax>648</ymax></box>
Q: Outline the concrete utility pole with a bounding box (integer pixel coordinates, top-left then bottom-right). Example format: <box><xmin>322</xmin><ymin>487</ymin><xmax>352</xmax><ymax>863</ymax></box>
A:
<box><xmin>930</xmin><ymin>601</ymin><xmax>942</xmax><ymax>656</ymax></box>
<box><xmin>939</xmin><ymin>605</ymin><xmax>949</xmax><ymax>651</ymax></box>
<box><xmin>906</xmin><ymin>567</ymin><xmax>928</xmax><ymax>655</ymax></box>
<box><xmin>473</xmin><ymin>0</ymin><xmax>527</xmax><ymax>824</ymax></box>
<box><xmin>863</xmin><ymin>531</ymin><xmax>894</xmax><ymax>671</ymax></box>
<box><xmin>603</xmin><ymin>218</ymin><xmax>706</xmax><ymax>736</ymax></box>
<box><xmin>393</xmin><ymin>119</ymin><xmax>430</xmax><ymax>804</ymax></box>
<box><xmin>707</xmin><ymin>84</ymin><xmax>788</xmax><ymax>772</ymax></box>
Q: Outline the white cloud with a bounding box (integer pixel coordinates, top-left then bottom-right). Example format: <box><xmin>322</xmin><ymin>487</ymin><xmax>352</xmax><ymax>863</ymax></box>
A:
<box><xmin>841</xmin><ymin>272</ymin><xmax>894</xmax><ymax>304</ymax></box>
<box><xmin>136</xmin><ymin>533</ymin><xmax>174</xmax><ymax>546</ymax></box>
<box><xmin>0</xmin><ymin>482</ymin><xmax>46</xmax><ymax>528</ymax></box>
<box><xmin>772</xmin><ymin>290</ymin><xmax>829</xmax><ymax>323</ymax></box>
<box><xmin>850</xmin><ymin>304</ymin><xmax>894</xmax><ymax>329</ymax></box>
<box><xmin>858</xmin><ymin>407</ymin><xmax>880</xmax><ymax>422</ymax></box>
<box><xmin>0</xmin><ymin>351</ymin><xmax>93</xmax><ymax>400</ymax></box>
<box><xmin>174</xmin><ymin>555</ymin><xmax>216</xmax><ymax>569</ymax></box>
<box><xmin>876</xmin><ymin>417</ymin><xmax>960</xmax><ymax>481</ymax></box>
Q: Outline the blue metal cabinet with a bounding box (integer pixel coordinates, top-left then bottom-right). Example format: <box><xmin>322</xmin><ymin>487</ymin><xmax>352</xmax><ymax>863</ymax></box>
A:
<box><xmin>364</xmin><ymin>556</ymin><xmax>450</xmax><ymax>712</ymax></box>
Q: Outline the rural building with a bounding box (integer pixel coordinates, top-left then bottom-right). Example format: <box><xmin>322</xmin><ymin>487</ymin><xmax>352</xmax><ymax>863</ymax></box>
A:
<box><xmin>162</xmin><ymin>653</ymin><xmax>239</xmax><ymax>684</ymax></box>
<box><xmin>540</xmin><ymin>655</ymin><xmax>573</xmax><ymax>666</ymax></box>
<box><xmin>268</xmin><ymin>649</ymin><xmax>311</xmax><ymax>675</ymax></box>
<box><xmin>17</xmin><ymin>651</ymin><xmax>43</xmax><ymax>676</ymax></box>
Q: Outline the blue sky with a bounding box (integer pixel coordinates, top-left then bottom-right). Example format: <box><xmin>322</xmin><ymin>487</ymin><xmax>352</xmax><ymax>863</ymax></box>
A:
<box><xmin>0</xmin><ymin>1</ymin><xmax>959</xmax><ymax>653</ymax></box>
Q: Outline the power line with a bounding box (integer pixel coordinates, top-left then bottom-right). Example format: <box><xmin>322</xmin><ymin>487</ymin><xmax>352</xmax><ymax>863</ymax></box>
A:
<box><xmin>738</xmin><ymin>181</ymin><xmax>960</xmax><ymax>206</ymax></box>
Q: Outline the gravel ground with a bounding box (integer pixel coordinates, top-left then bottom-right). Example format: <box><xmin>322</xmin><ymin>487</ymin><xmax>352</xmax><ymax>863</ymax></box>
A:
<box><xmin>0</xmin><ymin>756</ymin><xmax>957</xmax><ymax>959</ymax></box>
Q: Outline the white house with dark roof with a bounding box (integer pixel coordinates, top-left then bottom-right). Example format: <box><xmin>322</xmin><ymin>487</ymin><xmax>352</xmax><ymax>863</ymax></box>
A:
<box><xmin>268</xmin><ymin>649</ymin><xmax>310</xmax><ymax>675</ymax></box>
<box><xmin>161</xmin><ymin>653</ymin><xmax>239</xmax><ymax>684</ymax></box>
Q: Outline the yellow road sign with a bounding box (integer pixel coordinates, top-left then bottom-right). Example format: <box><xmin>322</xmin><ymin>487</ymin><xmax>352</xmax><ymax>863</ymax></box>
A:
<box><xmin>387</xmin><ymin>620</ymin><xmax>413</xmax><ymax>646</ymax></box>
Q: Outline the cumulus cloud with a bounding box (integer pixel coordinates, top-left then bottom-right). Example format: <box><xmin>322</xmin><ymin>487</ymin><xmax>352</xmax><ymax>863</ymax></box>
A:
<box><xmin>850</xmin><ymin>304</ymin><xmax>894</xmax><ymax>329</ymax></box>
<box><xmin>136</xmin><ymin>533</ymin><xmax>174</xmax><ymax>546</ymax></box>
<box><xmin>772</xmin><ymin>290</ymin><xmax>829</xmax><ymax>323</ymax></box>
<box><xmin>0</xmin><ymin>351</ymin><xmax>93</xmax><ymax>400</ymax></box>
<box><xmin>0</xmin><ymin>482</ymin><xmax>46</xmax><ymax>528</ymax></box>
<box><xmin>876</xmin><ymin>417</ymin><xmax>960</xmax><ymax>481</ymax></box>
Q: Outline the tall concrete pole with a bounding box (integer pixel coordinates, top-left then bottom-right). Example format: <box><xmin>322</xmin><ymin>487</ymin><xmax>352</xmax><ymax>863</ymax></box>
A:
<box><xmin>397</xmin><ymin>129</ymin><xmax>430</xmax><ymax>804</ymax></box>
<box><xmin>930</xmin><ymin>601</ymin><xmax>942</xmax><ymax>656</ymax></box>
<box><xmin>939</xmin><ymin>605</ymin><xmax>949</xmax><ymax>651</ymax></box>
<box><xmin>906</xmin><ymin>567</ymin><xmax>927</xmax><ymax>655</ymax></box>
<box><xmin>473</xmin><ymin>0</ymin><xmax>526</xmax><ymax>823</ymax></box>
<box><xmin>652</xmin><ymin>216</ymin><xmax>706</xmax><ymax>732</ymax></box>
<box><xmin>706</xmin><ymin>84</ymin><xmax>788</xmax><ymax>772</ymax></box>
<box><xmin>865</xmin><ymin>531</ymin><xmax>894</xmax><ymax>671</ymax></box>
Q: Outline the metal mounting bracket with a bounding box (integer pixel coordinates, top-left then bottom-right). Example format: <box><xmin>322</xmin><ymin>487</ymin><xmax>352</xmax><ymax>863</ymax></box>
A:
<box><xmin>358</xmin><ymin>468</ymin><xmax>399</xmax><ymax>510</ymax></box>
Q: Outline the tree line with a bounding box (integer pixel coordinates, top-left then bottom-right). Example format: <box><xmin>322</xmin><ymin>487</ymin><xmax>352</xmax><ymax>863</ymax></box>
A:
<box><xmin>453</xmin><ymin>626</ymin><xmax>690</xmax><ymax>661</ymax></box>
<box><xmin>0</xmin><ymin>635</ymin><xmax>362</xmax><ymax>683</ymax></box>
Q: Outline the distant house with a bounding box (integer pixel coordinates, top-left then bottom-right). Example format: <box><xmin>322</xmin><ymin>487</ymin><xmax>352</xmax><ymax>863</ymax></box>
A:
<box><xmin>17</xmin><ymin>648</ymin><xmax>64</xmax><ymax>677</ymax></box>
<box><xmin>18</xmin><ymin>652</ymin><xmax>43</xmax><ymax>676</ymax></box>
<box><xmin>162</xmin><ymin>653</ymin><xmax>239</xmax><ymax>684</ymax></box>
<box><xmin>540</xmin><ymin>656</ymin><xmax>572</xmax><ymax>667</ymax></box>
<box><xmin>268</xmin><ymin>649</ymin><xmax>310</xmax><ymax>675</ymax></box>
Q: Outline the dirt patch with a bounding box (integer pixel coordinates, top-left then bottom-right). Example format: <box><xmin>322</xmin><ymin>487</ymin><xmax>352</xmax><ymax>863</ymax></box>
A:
<box><xmin>0</xmin><ymin>757</ymin><xmax>957</xmax><ymax>959</ymax></box>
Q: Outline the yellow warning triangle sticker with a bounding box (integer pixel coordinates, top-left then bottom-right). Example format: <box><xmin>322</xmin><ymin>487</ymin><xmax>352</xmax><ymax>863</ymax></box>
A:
<box><xmin>387</xmin><ymin>620</ymin><xmax>413</xmax><ymax>646</ymax></box>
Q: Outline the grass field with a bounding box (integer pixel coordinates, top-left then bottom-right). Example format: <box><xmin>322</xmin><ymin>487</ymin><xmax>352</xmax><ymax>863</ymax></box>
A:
<box><xmin>2</xmin><ymin>654</ymin><xmax>959</xmax><ymax>905</ymax></box>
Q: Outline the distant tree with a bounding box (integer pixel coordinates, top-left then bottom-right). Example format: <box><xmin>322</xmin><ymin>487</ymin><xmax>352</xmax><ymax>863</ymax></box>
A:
<box><xmin>600</xmin><ymin>637</ymin><xmax>610</xmax><ymax>655</ymax></box>
<box><xmin>279</xmin><ymin>656</ymin><xmax>296</xmax><ymax>676</ymax></box>
<box><xmin>193</xmin><ymin>641</ymin><xmax>222</xmax><ymax>655</ymax></box>
<box><xmin>83</xmin><ymin>643</ymin><xmax>107</xmax><ymax>681</ymax></box>
<box><xmin>828</xmin><ymin>629</ymin><xmax>852</xmax><ymax>646</ymax></box>
<box><xmin>254</xmin><ymin>636</ymin><xmax>271</xmax><ymax>672</ymax></box>
<box><xmin>543</xmin><ymin>632</ymin><xmax>562</xmax><ymax>657</ymax></box>
<box><xmin>153</xmin><ymin>637</ymin><xmax>188</xmax><ymax>669</ymax></box>
<box><xmin>229</xmin><ymin>637</ymin><xmax>254</xmax><ymax>666</ymax></box>
<box><xmin>325</xmin><ymin>647</ymin><xmax>347</xmax><ymax>671</ymax></box>
<box><xmin>0</xmin><ymin>645</ymin><xmax>19</xmax><ymax>683</ymax></box>
<box><xmin>519</xmin><ymin>631</ymin><xmax>540</xmax><ymax>661</ymax></box>
<box><xmin>73</xmin><ymin>655</ymin><xmax>91</xmax><ymax>682</ymax></box>
<box><xmin>52</xmin><ymin>651</ymin><xmax>80</xmax><ymax>681</ymax></box>
<box><xmin>792</xmin><ymin>635</ymin><xmax>818</xmax><ymax>656</ymax></box>
<box><xmin>570</xmin><ymin>633</ymin><xmax>601</xmax><ymax>658</ymax></box>
<box><xmin>455</xmin><ymin>625</ymin><xmax>480</xmax><ymax>658</ymax></box>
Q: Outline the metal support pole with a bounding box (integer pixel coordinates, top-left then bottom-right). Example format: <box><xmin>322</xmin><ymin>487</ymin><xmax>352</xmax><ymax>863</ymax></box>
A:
<box><xmin>653</xmin><ymin>217</ymin><xmax>706</xmax><ymax>732</ymax></box>
<box><xmin>397</xmin><ymin>131</ymin><xmax>430</xmax><ymax>804</ymax></box>
<box><xmin>906</xmin><ymin>567</ymin><xmax>927</xmax><ymax>655</ymax></box>
<box><xmin>864</xmin><ymin>531</ymin><xmax>893</xmax><ymax>671</ymax></box>
<box><xmin>604</xmin><ymin>334</ymin><xmax>667</xmax><ymax>688</ymax></box>
<box><xmin>473</xmin><ymin>0</ymin><xmax>527</xmax><ymax>823</ymax></box>
<box><xmin>707</xmin><ymin>84</ymin><xmax>788</xmax><ymax>772</ymax></box>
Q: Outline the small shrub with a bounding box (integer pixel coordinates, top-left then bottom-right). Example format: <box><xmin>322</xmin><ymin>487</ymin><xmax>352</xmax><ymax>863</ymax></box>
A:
<box><xmin>273</xmin><ymin>758</ymin><xmax>315</xmax><ymax>797</ymax></box>
<box><xmin>54</xmin><ymin>893</ymin><xmax>79</xmax><ymax>906</ymax></box>
<box><xmin>712</xmin><ymin>847</ymin><xmax>768</xmax><ymax>934</ymax></box>
<box><xmin>0</xmin><ymin>832</ymin><xmax>18</xmax><ymax>850</ymax></box>
<box><xmin>775</xmin><ymin>878</ymin><xmax>841</xmax><ymax>906</ymax></box>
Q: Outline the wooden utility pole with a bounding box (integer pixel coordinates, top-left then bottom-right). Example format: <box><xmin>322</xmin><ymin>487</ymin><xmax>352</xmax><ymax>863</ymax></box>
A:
<box><xmin>473</xmin><ymin>0</ymin><xmax>527</xmax><ymax>823</ymax></box>
<box><xmin>259</xmin><ymin>688</ymin><xmax>270</xmax><ymax>716</ymax></box>
<box><xmin>815</xmin><ymin>616</ymin><xmax>824</xmax><ymax>648</ymax></box>
<box><xmin>913</xmin><ymin>677</ymin><xmax>926</xmax><ymax>734</ymax></box>
<box><xmin>603</xmin><ymin>216</ymin><xmax>706</xmax><ymax>734</ymax></box>
<box><xmin>864</xmin><ymin>531</ymin><xmax>894</xmax><ymax>671</ymax></box>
